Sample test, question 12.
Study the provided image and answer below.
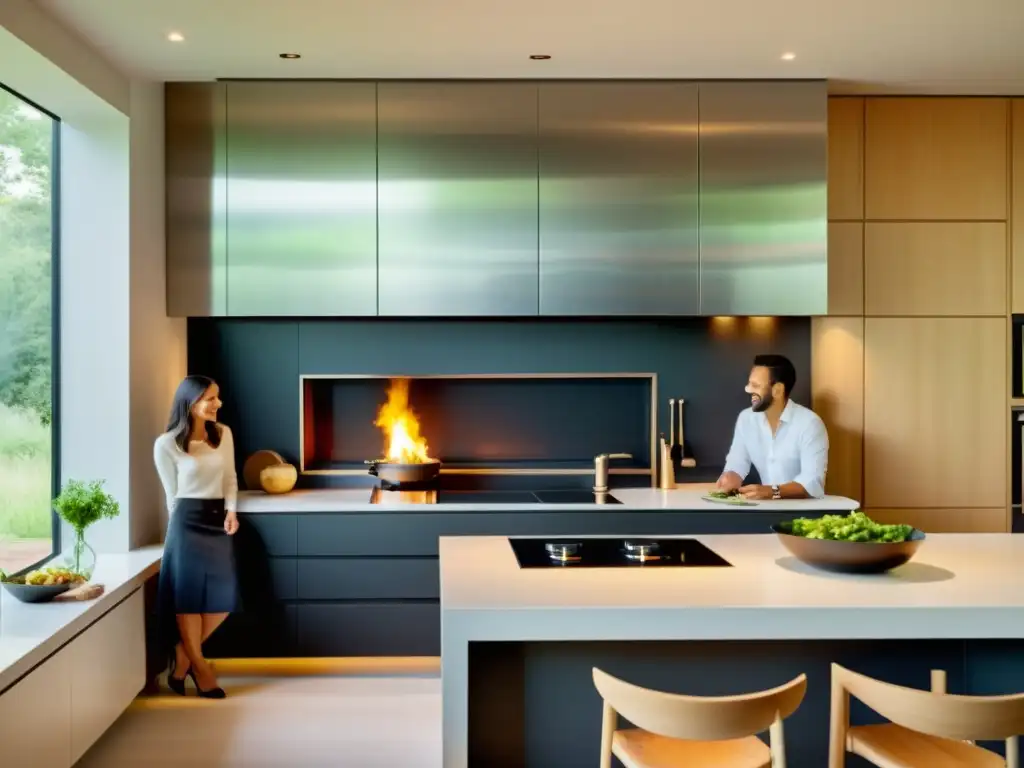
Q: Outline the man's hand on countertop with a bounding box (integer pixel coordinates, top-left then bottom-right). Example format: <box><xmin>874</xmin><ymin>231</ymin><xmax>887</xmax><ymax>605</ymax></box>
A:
<box><xmin>739</xmin><ymin>484</ymin><xmax>774</xmax><ymax>500</ymax></box>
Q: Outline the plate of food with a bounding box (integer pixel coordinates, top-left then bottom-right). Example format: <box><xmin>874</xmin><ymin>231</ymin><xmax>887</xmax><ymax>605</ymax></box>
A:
<box><xmin>0</xmin><ymin>566</ymin><xmax>88</xmax><ymax>603</ymax></box>
<box><xmin>771</xmin><ymin>511</ymin><xmax>925</xmax><ymax>574</ymax></box>
<box><xmin>702</xmin><ymin>489</ymin><xmax>759</xmax><ymax>506</ymax></box>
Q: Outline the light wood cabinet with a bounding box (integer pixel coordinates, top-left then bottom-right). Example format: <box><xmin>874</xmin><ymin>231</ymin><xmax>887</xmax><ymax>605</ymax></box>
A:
<box><xmin>863</xmin><ymin>318</ymin><xmax>1005</xmax><ymax>508</ymax></box>
<box><xmin>0</xmin><ymin>589</ymin><xmax>146</xmax><ymax>768</ymax></box>
<box><xmin>0</xmin><ymin>643</ymin><xmax>73</xmax><ymax>768</ymax></box>
<box><xmin>865</xmin><ymin>507</ymin><xmax>1007</xmax><ymax>533</ymax></box>
<box><xmin>828</xmin><ymin>98</ymin><xmax>864</xmax><ymax>221</ymax></box>
<box><xmin>864</xmin><ymin>223</ymin><xmax>1007</xmax><ymax>316</ymax></box>
<box><xmin>70</xmin><ymin>590</ymin><xmax>146</xmax><ymax>763</ymax></box>
<box><xmin>865</xmin><ymin>98</ymin><xmax>1008</xmax><ymax>221</ymax></box>
<box><xmin>1012</xmin><ymin>99</ymin><xmax>1024</xmax><ymax>313</ymax></box>
<box><xmin>828</xmin><ymin>222</ymin><xmax>864</xmax><ymax>315</ymax></box>
<box><xmin>811</xmin><ymin>317</ymin><xmax>864</xmax><ymax>502</ymax></box>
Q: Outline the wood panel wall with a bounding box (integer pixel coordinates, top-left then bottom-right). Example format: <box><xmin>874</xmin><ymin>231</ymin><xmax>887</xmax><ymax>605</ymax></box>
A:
<box><xmin>813</xmin><ymin>96</ymin><xmax>1016</xmax><ymax>533</ymax></box>
<box><xmin>1014</xmin><ymin>100</ymin><xmax>1024</xmax><ymax>314</ymax></box>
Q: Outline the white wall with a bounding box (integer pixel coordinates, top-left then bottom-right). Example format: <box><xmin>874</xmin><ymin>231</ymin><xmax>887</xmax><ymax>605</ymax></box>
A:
<box><xmin>0</xmin><ymin>0</ymin><xmax>128</xmax><ymax>119</ymax></box>
<box><xmin>58</xmin><ymin>114</ymin><xmax>132</xmax><ymax>553</ymax></box>
<box><xmin>1</xmin><ymin>6</ymin><xmax>185</xmax><ymax>553</ymax></box>
<box><xmin>129</xmin><ymin>80</ymin><xmax>185</xmax><ymax>547</ymax></box>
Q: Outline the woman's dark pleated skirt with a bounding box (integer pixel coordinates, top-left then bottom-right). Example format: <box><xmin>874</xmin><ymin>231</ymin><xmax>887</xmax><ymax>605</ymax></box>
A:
<box><xmin>158</xmin><ymin>498</ymin><xmax>239</xmax><ymax>660</ymax></box>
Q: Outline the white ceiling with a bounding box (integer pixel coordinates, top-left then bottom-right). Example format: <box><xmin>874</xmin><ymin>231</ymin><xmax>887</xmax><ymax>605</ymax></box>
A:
<box><xmin>35</xmin><ymin>0</ymin><xmax>1024</xmax><ymax>94</ymax></box>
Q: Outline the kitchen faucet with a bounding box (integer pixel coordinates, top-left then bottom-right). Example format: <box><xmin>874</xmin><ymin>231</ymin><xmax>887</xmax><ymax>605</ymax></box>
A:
<box><xmin>593</xmin><ymin>453</ymin><xmax>633</xmax><ymax>493</ymax></box>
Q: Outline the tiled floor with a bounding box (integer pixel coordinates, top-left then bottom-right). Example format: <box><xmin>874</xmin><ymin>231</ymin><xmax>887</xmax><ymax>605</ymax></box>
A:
<box><xmin>76</xmin><ymin>659</ymin><xmax>442</xmax><ymax>768</ymax></box>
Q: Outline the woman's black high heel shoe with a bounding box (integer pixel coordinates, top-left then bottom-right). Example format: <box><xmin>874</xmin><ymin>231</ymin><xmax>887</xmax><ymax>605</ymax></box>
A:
<box><xmin>167</xmin><ymin>658</ymin><xmax>189</xmax><ymax>696</ymax></box>
<box><xmin>188</xmin><ymin>668</ymin><xmax>227</xmax><ymax>699</ymax></box>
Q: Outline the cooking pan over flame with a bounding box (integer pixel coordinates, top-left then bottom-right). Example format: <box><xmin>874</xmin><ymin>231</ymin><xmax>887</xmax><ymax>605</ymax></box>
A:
<box><xmin>365</xmin><ymin>458</ymin><xmax>441</xmax><ymax>484</ymax></box>
<box><xmin>367</xmin><ymin>378</ymin><xmax>439</xmax><ymax>484</ymax></box>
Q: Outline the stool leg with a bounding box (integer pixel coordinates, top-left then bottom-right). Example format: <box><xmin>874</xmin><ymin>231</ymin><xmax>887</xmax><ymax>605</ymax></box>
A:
<box><xmin>600</xmin><ymin>701</ymin><xmax>615</xmax><ymax>768</ymax></box>
<box><xmin>828</xmin><ymin>678</ymin><xmax>848</xmax><ymax>768</ymax></box>
<box><xmin>769</xmin><ymin>716</ymin><xmax>787</xmax><ymax>768</ymax></box>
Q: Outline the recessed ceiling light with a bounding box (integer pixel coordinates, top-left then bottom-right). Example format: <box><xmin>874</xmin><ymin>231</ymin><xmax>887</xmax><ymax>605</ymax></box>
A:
<box><xmin>279</xmin><ymin>52</ymin><xmax>301</xmax><ymax>60</ymax></box>
<box><xmin>167</xmin><ymin>32</ymin><xmax>185</xmax><ymax>43</ymax></box>
<box><xmin>529</xmin><ymin>54</ymin><xmax>552</xmax><ymax>60</ymax></box>
<box><xmin>780</xmin><ymin>52</ymin><xmax>796</xmax><ymax>61</ymax></box>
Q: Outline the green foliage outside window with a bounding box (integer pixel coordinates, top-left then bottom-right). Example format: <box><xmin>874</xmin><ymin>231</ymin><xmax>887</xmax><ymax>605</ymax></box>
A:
<box><xmin>0</xmin><ymin>86</ymin><xmax>55</xmax><ymax>561</ymax></box>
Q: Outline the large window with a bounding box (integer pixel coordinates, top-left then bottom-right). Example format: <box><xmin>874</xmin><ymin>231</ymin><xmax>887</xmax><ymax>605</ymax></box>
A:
<box><xmin>0</xmin><ymin>84</ymin><xmax>58</xmax><ymax>574</ymax></box>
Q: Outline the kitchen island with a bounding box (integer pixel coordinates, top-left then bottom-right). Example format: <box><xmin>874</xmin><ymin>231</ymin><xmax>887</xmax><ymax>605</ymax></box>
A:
<box><xmin>440</xmin><ymin>533</ymin><xmax>1024</xmax><ymax>768</ymax></box>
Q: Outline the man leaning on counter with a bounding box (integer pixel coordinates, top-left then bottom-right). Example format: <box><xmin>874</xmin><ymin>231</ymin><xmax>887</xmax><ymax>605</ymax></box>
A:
<box><xmin>716</xmin><ymin>354</ymin><xmax>829</xmax><ymax>501</ymax></box>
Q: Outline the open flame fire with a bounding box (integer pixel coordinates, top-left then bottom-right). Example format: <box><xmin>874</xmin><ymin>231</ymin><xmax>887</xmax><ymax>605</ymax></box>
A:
<box><xmin>374</xmin><ymin>378</ymin><xmax>431</xmax><ymax>463</ymax></box>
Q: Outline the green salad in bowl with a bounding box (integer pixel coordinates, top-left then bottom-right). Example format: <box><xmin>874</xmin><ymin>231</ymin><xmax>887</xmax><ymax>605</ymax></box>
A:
<box><xmin>788</xmin><ymin>512</ymin><xmax>914</xmax><ymax>543</ymax></box>
<box><xmin>773</xmin><ymin>511</ymin><xmax>924</xmax><ymax>574</ymax></box>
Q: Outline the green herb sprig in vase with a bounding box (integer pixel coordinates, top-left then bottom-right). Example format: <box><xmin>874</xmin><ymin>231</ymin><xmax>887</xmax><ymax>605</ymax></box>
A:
<box><xmin>53</xmin><ymin>480</ymin><xmax>120</xmax><ymax>580</ymax></box>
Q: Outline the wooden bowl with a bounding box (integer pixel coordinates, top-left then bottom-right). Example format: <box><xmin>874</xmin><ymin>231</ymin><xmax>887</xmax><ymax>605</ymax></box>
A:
<box><xmin>2</xmin><ymin>580</ymin><xmax>72</xmax><ymax>603</ymax></box>
<box><xmin>260</xmin><ymin>463</ymin><xmax>297</xmax><ymax>494</ymax></box>
<box><xmin>771</xmin><ymin>522</ymin><xmax>926</xmax><ymax>574</ymax></box>
<box><xmin>243</xmin><ymin>450</ymin><xmax>285</xmax><ymax>490</ymax></box>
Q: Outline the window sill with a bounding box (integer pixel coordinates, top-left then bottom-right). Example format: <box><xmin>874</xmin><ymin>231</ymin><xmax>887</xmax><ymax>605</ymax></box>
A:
<box><xmin>0</xmin><ymin>545</ymin><xmax>162</xmax><ymax>695</ymax></box>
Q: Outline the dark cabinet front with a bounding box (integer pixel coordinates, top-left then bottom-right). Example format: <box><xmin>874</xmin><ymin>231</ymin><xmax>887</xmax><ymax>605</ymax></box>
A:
<box><xmin>203</xmin><ymin>510</ymin><xmax>830</xmax><ymax>659</ymax></box>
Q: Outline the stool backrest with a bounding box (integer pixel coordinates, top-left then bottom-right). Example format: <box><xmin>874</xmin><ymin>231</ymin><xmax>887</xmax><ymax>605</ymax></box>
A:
<box><xmin>834</xmin><ymin>663</ymin><xmax>1024</xmax><ymax>742</ymax></box>
<box><xmin>592</xmin><ymin>667</ymin><xmax>807</xmax><ymax>742</ymax></box>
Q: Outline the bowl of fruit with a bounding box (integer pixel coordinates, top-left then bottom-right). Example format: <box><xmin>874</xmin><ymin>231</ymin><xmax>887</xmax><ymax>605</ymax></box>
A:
<box><xmin>771</xmin><ymin>512</ymin><xmax>925</xmax><ymax>574</ymax></box>
<box><xmin>0</xmin><ymin>566</ymin><xmax>87</xmax><ymax>603</ymax></box>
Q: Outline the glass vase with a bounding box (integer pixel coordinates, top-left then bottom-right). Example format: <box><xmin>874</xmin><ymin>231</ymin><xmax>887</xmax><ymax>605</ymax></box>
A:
<box><xmin>65</xmin><ymin>529</ymin><xmax>96</xmax><ymax>580</ymax></box>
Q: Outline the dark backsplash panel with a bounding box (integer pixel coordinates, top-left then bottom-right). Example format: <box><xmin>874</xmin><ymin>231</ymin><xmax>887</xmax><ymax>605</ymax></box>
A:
<box><xmin>187</xmin><ymin>317</ymin><xmax>810</xmax><ymax>489</ymax></box>
<box><xmin>302</xmin><ymin>375</ymin><xmax>653</xmax><ymax>472</ymax></box>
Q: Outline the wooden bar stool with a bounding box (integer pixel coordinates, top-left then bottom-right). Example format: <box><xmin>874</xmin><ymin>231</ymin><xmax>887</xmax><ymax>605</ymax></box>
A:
<box><xmin>829</xmin><ymin>663</ymin><xmax>1024</xmax><ymax>768</ymax></box>
<box><xmin>592</xmin><ymin>667</ymin><xmax>807</xmax><ymax>768</ymax></box>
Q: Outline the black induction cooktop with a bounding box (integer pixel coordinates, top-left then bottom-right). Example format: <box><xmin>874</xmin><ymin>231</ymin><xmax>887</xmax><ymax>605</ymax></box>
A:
<box><xmin>508</xmin><ymin>537</ymin><xmax>733</xmax><ymax>568</ymax></box>
<box><xmin>370</xmin><ymin>488</ymin><xmax>622</xmax><ymax>505</ymax></box>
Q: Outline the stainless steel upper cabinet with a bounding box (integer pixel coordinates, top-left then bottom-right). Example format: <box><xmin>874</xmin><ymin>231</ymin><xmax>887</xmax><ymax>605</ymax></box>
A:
<box><xmin>377</xmin><ymin>83</ymin><xmax>539</xmax><ymax>316</ymax></box>
<box><xmin>698</xmin><ymin>81</ymin><xmax>828</xmax><ymax>316</ymax></box>
<box><xmin>166</xmin><ymin>83</ymin><xmax>227</xmax><ymax>317</ymax></box>
<box><xmin>225</xmin><ymin>82</ymin><xmax>377</xmax><ymax>316</ymax></box>
<box><xmin>539</xmin><ymin>83</ymin><xmax>699</xmax><ymax>316</ymax></box>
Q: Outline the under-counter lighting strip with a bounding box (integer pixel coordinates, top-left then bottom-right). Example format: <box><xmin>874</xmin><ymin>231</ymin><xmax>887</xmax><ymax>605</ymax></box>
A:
<box><xmin>297</xmin><ymin>372</ymin><xmax>657</xmax><ymax>486</ymax></box>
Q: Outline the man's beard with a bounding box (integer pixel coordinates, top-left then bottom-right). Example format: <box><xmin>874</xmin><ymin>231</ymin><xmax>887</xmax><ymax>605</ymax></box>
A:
<box><xmin>752</xmin><ymin>392</ymin><xmax>774</xmax><ymax>413</ymax></box>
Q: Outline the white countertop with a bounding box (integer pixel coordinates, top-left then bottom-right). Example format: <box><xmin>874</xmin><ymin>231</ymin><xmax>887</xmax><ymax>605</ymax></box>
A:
<box><xmin>439</xmin><ymin>534</ymin><xmax>1024</xmax><ymax>641</ymax></box>
<box><xmin>0</xmin><ymin>546</ymin><xmax>163</xmax><ymax>694</ymax></box>
<box><xmin>237</xmin><ymin>487</ymin><xmax>860</xmax><ymax>513</ymax></box>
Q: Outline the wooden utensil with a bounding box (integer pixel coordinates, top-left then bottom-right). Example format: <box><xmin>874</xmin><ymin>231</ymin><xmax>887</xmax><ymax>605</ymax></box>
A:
<box><xmin>668</xmin><ymin>399</ymin><xmax>682</xmax><ymax>467</ymax></box>
<box><xmin>678</xmin><ymin>398</ymin><xmax>697</xmax><ymax>468</ymax></box>
<box><xmin>54</xmin><ymin>583</ymin><xmax>105</xmax><ymax>602</ymax></box>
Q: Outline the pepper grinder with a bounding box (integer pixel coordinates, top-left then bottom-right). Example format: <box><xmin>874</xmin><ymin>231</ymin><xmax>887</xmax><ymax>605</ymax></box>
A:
<box><xmin>658</xmin><ymin>435</ymin><xmax>676</xmax><ymax>490</ymax></box>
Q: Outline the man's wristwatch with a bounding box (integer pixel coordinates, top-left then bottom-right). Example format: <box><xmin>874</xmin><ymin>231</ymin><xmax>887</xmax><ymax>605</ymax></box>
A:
<box><xmin>771</xmin><ymin>484</ymin><xmax>781</xmax><ymax>500</ymax></box>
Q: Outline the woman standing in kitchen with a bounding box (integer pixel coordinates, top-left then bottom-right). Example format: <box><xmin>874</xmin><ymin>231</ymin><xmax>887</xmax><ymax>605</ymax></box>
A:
<box><xmin>154</xmin><ymin>374</ymin><xmax>240</xmax><ymax>699</ymax></box>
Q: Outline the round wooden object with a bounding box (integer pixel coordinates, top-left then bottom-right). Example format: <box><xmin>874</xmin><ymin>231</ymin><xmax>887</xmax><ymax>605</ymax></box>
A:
<box><xmin>243</xmin><ymin>450</ymin><xmax>285</xmax><ymax>490</ymax></box>
<box><xmin>260</xmin><ymin>463</ymin><xmax>297</xmax><ymax>494</ymax></box>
